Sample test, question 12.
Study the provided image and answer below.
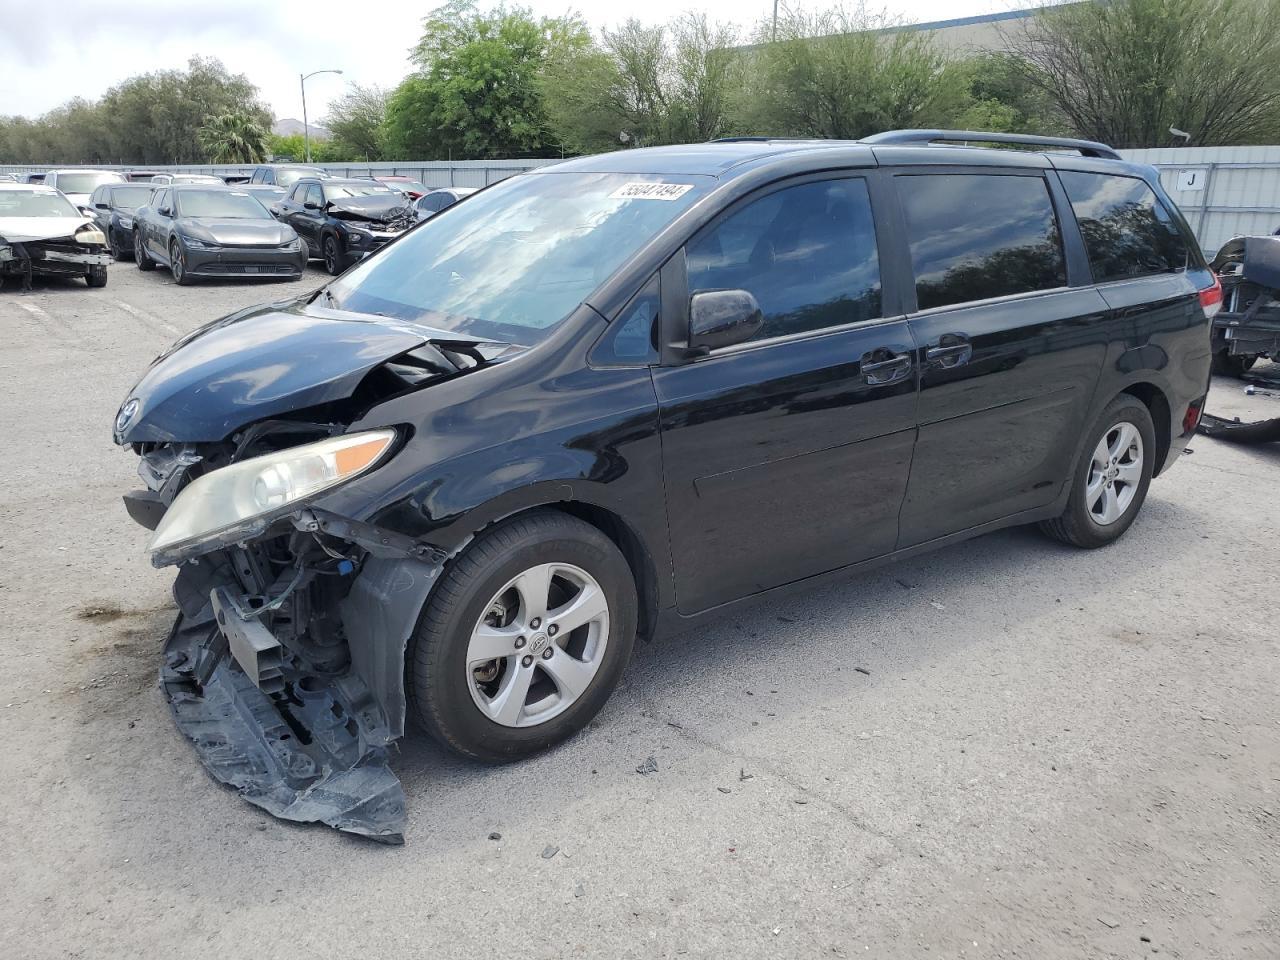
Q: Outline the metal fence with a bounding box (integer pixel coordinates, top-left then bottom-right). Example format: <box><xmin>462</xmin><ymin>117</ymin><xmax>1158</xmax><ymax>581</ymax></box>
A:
<box><xmin>1123</xmin><ymin>145</ymin><xmax>1280</xmax><ymax>256</ymax></box>
<box><xmin>7</xmin><ymin>146</ymin><xmax>1280</xmax><ymax>255</ymax></box>
<box><xmin>0</xmin><ymin>158</ymin><xmax>561</xmax><ymax>189</ymax></box>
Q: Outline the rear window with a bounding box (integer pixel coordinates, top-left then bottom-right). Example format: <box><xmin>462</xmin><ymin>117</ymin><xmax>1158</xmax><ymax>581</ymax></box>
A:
<box><xmin>1058</xmin><ymin>171</ymin><xmax>1189</xmax><ymax>283</ymax></box>
<box><xmin>900</xmin><ymin>173</ymin><xmax>1066</xmax><ymax>311</ymax></box>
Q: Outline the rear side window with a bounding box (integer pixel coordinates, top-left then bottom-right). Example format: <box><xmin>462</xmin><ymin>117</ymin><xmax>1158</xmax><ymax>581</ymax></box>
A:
<box><xmin>686</xmin><ymin>177</ymin><xmax>881</xmax><ymax>343</ymax></box>
<box><xmin>1059</xmin><ymin>171</ymin><xmax>1188</xmax><ymax>282</ymax></box>
<box><xmin>900</xmin><ymin>174</ymin><xmax>1067</xmax><ymax>311</ymax></box>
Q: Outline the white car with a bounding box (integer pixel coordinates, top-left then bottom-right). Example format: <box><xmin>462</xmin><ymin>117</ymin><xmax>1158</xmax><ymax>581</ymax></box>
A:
<box><xmin>42</xmin><ymin>169</ymin><xmax>127</xmax><ymax>207</ymax></box>
<box><xmin>414</xmin><ymin>187</ymin><xmax>478</xmax><ymax>222</ymax></box>
<box><xmin>0</xmin><ymin>182</ymin><xmax>112</xmax><ymax>289</ymax></box>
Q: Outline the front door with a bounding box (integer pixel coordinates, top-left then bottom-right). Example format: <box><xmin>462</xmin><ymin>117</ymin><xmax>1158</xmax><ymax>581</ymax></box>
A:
<box><xmin>653</xmin><ymin>174</ymin><xmax>918</xmax><ymax>614</ymax></box>
<box><xmin>890</xmin><ymin>169</ymin><xmax>1113</xmax><ymax>546</ymax></box>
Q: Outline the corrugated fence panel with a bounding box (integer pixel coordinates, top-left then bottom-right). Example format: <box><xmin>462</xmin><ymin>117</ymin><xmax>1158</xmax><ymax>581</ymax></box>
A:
<box><xmin>1125</xmin><ymin>146</ymin><xmax>1280</xmax><ymax>256</ymax></box>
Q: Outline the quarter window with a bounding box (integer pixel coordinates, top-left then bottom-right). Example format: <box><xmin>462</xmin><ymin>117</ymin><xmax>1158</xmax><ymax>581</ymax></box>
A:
<box><xmin>686</xmin><ymin>178</ymin><xmax>881</xmax><ymax>343</ymax></box>
<box><xmin>901</xmin><ymin>174</ymin><xmax>1066</xmax><ymax>311</ymax></box>
<box><xmin>1059</xmin><ymin>171</ymin><xmax>1189</xmax><ymax>282</ymax></box>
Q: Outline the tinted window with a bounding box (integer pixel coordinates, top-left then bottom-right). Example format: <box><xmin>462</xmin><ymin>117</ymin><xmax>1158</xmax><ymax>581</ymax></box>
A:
<box><xmin>306</xmin><ymin>184</ymin><xmax>324</xmax><ymax>207</ymax></box>
<box><xmin>111</xmin><ymin>185</ymin><xmax>158</xmax><ymax>209</ymax></box>
<box><xmin>154</xmin><ymin>189</ymin><xmax>170</xmax><ymax>212</ymax></box>
<box><xmin>686</xmin><ymin>177</ymin><xmax>881</xmax><ymax>342</ymax></box>
<box><xmin>901</xmin><ymin>174</ymin><xmax>1066</xmax><ymax>311</ymax></box>
<box><xmin>1059</xmin><ymin>171</ymin><xmax>1189</xmax><ymax>282</ymax></box>
<box><xmin>594</xmin><ymin>275</ymin><xmax>660</xmax><ymax>365</ymax></box>
<box><xmin>173</xmin><ymin>190</ymin><xmax>270</xmax><ymax>219</ymax></box>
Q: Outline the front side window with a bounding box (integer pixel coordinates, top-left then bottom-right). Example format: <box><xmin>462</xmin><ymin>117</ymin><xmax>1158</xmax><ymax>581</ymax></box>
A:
<box><xmin>154</xmin><ymin>189</ymin><xmax>170</xmax><ymax>213</ymax></box>
<box><xmin>901</xmin><ymin>174</ymin><xmax>1066</xmax><ymax>311</ymax></box>
<box><xmin>685</xmin><ymin>177</ymin><xmax>882</xmax><ymax>343</ymax></box>
<box><xmin>1059</xmin><ymin>171</ymin><xmax>1189</xmax><ymax>283</ymax></box>
<box><xmin>327</xmin><ymin>172</ymin><xmax>710</xmax><ymax>346</ymax></box>
<box><xmin>306</xmin><ymin>184</ymin><xmax>324</xmax><ymax>208</ymax></box>
<box><xmin>594</xmin><ymin>275</ymin><xmax>660</xmax><ymax>365</ymax></box>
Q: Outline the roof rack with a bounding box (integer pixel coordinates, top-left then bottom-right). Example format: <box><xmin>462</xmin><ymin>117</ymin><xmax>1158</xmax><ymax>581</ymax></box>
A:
<box><xmin>861</xmin><ymin>129</ymin><xmax>1122</xmax><ymax>161</ymax></box>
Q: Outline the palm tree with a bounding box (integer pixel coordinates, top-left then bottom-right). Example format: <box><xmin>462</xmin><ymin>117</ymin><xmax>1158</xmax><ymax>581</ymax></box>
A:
<box><xmin>198</xmin><ymin>113</ymin><xmax>269</xmax><ymax>164</ymax></box>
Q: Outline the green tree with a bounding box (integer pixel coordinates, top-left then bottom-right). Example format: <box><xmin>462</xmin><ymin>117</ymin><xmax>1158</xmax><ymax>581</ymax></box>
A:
<box><xmin>323</xmin><ymin>84</ymin><xmax>389</xmax><ymax>160</ymax></box>
<box><xmin>921</xmin><ymin>53</ymin><xmax>1066</xmax><ymax>136</ymax></box>
<box><xmin>383</xmin><ymin>1</ymin><xmax>590</xmax><ymax>159</ymax></box>
<box><xmin>199</xmin><ymin>113</ymin><xmax>269</xmax><ymax>164</ymax></box>
<box><xmin>540</xmin><ymin>13</ymin><xmax>741</xmax><ymax>155</ymax></box>
<box><xmin>734</xmin><ymin>6</ymin><xmax>948</xmax><ymax>139</ymax></box>
<box><xmin>1009</xmin><ymin>0</ymin><xmax>1280</xmax><ymax>147</ymax></box>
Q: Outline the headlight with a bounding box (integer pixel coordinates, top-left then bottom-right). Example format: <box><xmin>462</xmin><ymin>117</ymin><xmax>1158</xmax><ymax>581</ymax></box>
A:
<box><xmin>148</xmin><ymin>429</ymin><xmax>397</xmax><ymax>557</ymax></box>
<box><xmin>75</xmin><ymin>226</ymin><xmax>106</xmax><ymax>245</ymax></box>
<box><xmin>279</xmin><ymin>236</ymin><xmax>303</xmax><ymax>251</ymax></box>
<box><xmin>181</xmin><ymin>234</ymin><xmax>215</xmax><ymax>249</ymax></box>
<box><xmin>118</xmin><ymin>215</ymin><xmax>133</xmax><ymax>230</ymax></box>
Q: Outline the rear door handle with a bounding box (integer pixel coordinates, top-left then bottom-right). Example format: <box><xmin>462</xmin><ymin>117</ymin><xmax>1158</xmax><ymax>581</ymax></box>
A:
<box><xmin>925</xmin><ymin>334</ymin><xmax>972</xmax><ymax>369</ymax></box>
<box><xmin>860</xmin><ymin>349</ymin><xmax>912</xmax><ymax>385</ymax></box>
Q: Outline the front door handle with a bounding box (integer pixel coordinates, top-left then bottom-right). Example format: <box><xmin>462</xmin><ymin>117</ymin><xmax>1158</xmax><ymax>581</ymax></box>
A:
<box><xmin>860</xmin><ymin>349</ymin><xmax>912</xmax><ymax>385</ymax></box>
<box><xmin>925</xmin><ymin>334</ymin><xmax>972</xmax><ymax>369</ymax></box>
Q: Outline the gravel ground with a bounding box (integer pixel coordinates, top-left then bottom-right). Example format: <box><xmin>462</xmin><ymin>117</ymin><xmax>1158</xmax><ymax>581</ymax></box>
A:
<box><xmin>2</xmin><ymin>261</ymin><xmax>1278</xmax><ymax>959</ymax></box>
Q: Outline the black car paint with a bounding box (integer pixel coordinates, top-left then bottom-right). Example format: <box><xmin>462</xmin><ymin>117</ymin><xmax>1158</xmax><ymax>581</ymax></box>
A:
<box><xmin>116</xmin><ymin>139</ymin><xmax>1212</xmax><ymax>837</ymax></box>
<box><xmin>86</xmin><ymin>183</ymin><xmax>156</xmax><ymax>258</ymax></box>
<box><xmin>123</xmin><ymin>141</ymin><xmax>1211</xmax><ymax>617</ymax></box>
<box><xmin>273</xmin><ymin>178</ymin><xmax>412</xmax><ymax>269</ymax></box>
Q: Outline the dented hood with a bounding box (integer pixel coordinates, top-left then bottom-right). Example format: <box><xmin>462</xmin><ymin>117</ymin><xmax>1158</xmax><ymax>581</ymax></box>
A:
<box><xmin>0</xmin><ymin>214</ymin><xmax>91</xmax><ymax>243</ymax></box>
<box><xmin>327</xmin><ymin>195</ymin><xmax>411</xmax><ymax>222</ymax></box>
<box><xmin>114</xmin><ymin>297</ymin><xmax>466</xmax><ymax>444</ymax></box>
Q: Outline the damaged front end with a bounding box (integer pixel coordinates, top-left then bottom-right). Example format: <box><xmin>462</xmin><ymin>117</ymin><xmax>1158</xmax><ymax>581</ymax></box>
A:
<box><xmin>117</xmin><ymin>298</ymin><xmax>520</xmax><ymax>841</ymax></box>
<box><xmin>0</xmin><ymin>233</ymin><xmax>111</xmax><ymax>289</ymax></box>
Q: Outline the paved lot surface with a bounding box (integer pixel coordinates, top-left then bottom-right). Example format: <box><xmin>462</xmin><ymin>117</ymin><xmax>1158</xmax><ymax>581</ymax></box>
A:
<box><xmin>2</xmin><ymin>261</ymin><xmax>1278</xmax><ymax>959</ymax></box>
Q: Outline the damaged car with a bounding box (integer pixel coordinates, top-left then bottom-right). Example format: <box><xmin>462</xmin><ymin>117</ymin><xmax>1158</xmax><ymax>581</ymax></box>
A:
<box><xmin>0</xmin><ymin>182</ymin><xmax>112</xmax><ymax>288</ymax></box>
<box><xmin>272</xmin><ymin>177</ymin><xmax>416</xmax><ymax>275</ymax></box>
<box><xmin>115</xmin><ymin>131</ymin><xmax>1216</xmax><ymax>842</ymax></box>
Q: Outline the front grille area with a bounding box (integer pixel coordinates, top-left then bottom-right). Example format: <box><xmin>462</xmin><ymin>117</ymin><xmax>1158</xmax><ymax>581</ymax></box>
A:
<box><xmin>196</xmin><ymin>262</ymin><xmax>296</xmax><ymax>275</ymax></box>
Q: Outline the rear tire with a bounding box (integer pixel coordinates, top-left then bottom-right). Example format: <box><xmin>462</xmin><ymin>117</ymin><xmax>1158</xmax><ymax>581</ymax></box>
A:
<box><xmin>134</xmin><ymin>231</ymin><xmax>155</xmax><ymax>271</ymax></box>
<box><xmin>1211</xmin><ymin>349</ymin><xmax>1256</xmax><ymax>378</ymax></box>
<box><xmin>86</xmin><ymin>264</ymin><xmax>108</xmax><ymax>288</ymax></box>
<box><xmin>408</xmin><ymin>511</ymin><xmax>637</xmax><ymax>763</ymax></box>
<box><xmin>1039</xmin><ymin>394</ymin><xmax>1156</xmax><ymax>549</ymax></box>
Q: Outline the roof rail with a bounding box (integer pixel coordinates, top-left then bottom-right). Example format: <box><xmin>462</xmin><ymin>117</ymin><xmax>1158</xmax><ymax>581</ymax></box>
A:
<box><xmin>861</xmin><ymin>129</ymin><xmax>1122</xmax><ymax>161</ymax></box>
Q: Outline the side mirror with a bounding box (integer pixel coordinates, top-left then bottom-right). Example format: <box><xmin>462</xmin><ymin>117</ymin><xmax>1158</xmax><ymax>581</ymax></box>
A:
<box><xmin>158</xmin><ymin>207</ymin><xmax>171</xmax><ymax>217</ymax></box>
<box><xmin>79</xmin><ymin>205</ymin><xmax>95</xmax><ymax>216</ymax></box>
<box><xmin>94</xmin><ymin>202</ymin><xmax>109</xmax><ymax>210</ymax></box>
<box><xmin>687</xmin><ymin>289</ymin><xmax>764</xmax><ymax>356</ymax></box>
<box><xmin>303</xmin><ymin>201</ymin><xmax>320</xmax><ymax>210</ymax></box>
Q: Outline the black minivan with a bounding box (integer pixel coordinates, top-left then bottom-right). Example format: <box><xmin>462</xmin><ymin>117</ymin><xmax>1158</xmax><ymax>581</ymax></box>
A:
<box><xmin>114</xmin><ymin>131</ymin><xmax>1218</xmax><ymax>841</ymax></box>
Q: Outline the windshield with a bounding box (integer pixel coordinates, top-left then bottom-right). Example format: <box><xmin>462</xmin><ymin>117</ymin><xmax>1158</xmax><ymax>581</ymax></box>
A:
<box><xmin>325</xmin><ymin>182</ymin><xmax>395</xmax><ymax>199</ymax></box>
<box><xmin>111</xmin><ymin>186</ymin><xmax>156</xmax><ymax>209</ymax></box>
<box><xmin>173</xmin><ymin>175</ymin><xmax>223</xmax><ymax>184</ymax></box>
<box><xmin>277</xmin><ymin>168</ymin><xmax>324</xmax><ymax>187</ymax></box>
<box><xmin>56</xmin><ymin>172</ymin><xmax>125</xmax><ymax>194</ymax></box>
<box><xmin>174</xmin><ymin>190</ymin><xmax>270</xmax><ymax>219</ymax></box>
<box><xmin>0</xmin><ymin>190</ymin><xmax>82</xmax><ymax>218</ymax></box>
<box><xmin>328</xmin><ymin>172</ymin><xmax>710</xmax><ymax>345</ymax></box>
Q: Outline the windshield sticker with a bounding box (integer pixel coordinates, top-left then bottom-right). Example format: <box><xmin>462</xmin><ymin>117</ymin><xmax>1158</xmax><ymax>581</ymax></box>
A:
<box><xmin>609</xmin><ymin>182</ymin><xmax>694</xmax><ymax>201</ymax></box>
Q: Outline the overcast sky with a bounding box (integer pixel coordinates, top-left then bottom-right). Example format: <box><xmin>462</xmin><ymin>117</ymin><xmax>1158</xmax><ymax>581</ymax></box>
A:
<box><xmin>0</xmin><ymin>0</ymin><xmax>1013</xmax><ymax>123</ymax></box>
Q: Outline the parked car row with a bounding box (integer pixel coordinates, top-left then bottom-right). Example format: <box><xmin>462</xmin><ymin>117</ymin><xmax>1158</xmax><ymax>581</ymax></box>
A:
<box><xmin>0</xmin><ymin>164</ymin><xmax>484</xmax><ymax>289</ymax></box>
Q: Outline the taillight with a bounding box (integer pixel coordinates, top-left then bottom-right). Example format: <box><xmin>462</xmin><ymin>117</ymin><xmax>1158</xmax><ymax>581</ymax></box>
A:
<box><xmin>1199</xmin><ymin>276</ymin><xmax>1223</xmax><ymax>319</ymax></box>
<box><xmin>1183</xmin><ymin>397</ymin><xmax>1204</xmax><ymax>434</ymax></box>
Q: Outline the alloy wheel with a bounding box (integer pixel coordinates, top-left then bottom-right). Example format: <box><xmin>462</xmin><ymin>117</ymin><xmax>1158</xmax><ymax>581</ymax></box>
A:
<box><xmin>1086</xmin><ymin>420</ymin><xmax>1143</xmax><ymax>525</ymax></box>
<box><xmin>170</xmin><ymin>241</ymin><xmax>184</xmax><ymax>282</ymax></box>
<box><xmin>323</xmin><ymin>236</ymin><xmax>339</xmax><ymax>274</ymax></box>
<box><xmin>465</xmin><ymin>562</ymin><xmax>610</xmax><ymax>728</ymax></box>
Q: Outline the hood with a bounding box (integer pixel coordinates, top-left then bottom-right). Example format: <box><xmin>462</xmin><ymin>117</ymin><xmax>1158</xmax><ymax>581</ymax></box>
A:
<box><xmin>0</xmin><ymin>214</ymin><xmax>91</xmax><ymax>243</ymax></box>
<box><xmin>327</xmin><ymin>195</ymin><xmax>411</xmax><ymax>221</ymax></box>
<box><xmin>114</xmin><ymin>297</ymin><xmax>512</xmax><ymax>444</ymax></box>
<box><xmin>178</xmin><ymin>217</ymin><xmax>295</xmax><ymax>246</ymax></box>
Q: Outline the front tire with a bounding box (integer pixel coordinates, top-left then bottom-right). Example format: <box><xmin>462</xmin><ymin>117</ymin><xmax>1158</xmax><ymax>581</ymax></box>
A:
<box><xmin>134</xmin><ymin>231</ymin><xmax>155</xmax><ymax>271</ymax></box>
<box><xmin>1040</xmin><ymin>394</ymin><xmax>1156</xmax><ymax>549</ymax></box>
<box><xmin>322</xmin><ymin>234</ymin><xmax>346</xmax><ymax>276</ymax></box>
<box><xmin>108</xmin><ymin>229</ymin><xmax>129</xmax><ymax>261</ymax></box>
<box><xmin>86</xmin><ymin>264</ymin><xmax>108</xmax><ymax>288</ymax></box>
<box><xmin>408</xmin><ymin>511</ymin><xmax>637</xmax><ymax>763</ymax></box>
<box><xmin>1211</xmin><ymin>349</ymin><xmax>1256</xmax><ymax>378</ymax></box>
<box><xmin>169</xmin><ymin>239</ymin><xmax>193</xmax><ymax>286</ymax></box>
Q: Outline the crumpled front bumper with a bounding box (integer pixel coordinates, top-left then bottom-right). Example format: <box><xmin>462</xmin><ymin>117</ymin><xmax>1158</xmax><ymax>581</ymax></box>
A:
<box><xmin>162</xmin><ymin>603</ymin><xmax>408</xmax><ymax>843</ymax></box>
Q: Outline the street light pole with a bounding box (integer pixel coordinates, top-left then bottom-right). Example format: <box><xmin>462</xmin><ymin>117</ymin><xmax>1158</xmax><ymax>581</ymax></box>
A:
<box><xmin>300</xmin><ymin>68</ymin><xmax>343</xmax><ymax>163</ymax></box>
